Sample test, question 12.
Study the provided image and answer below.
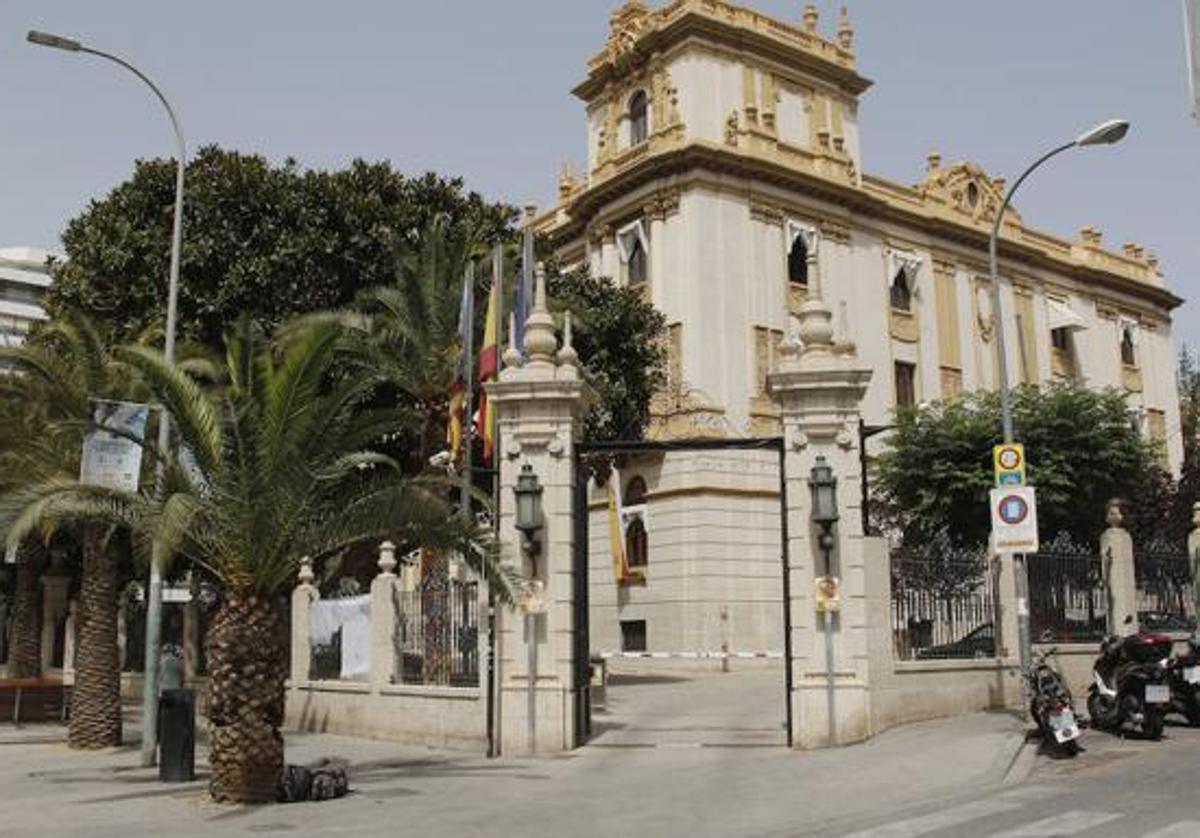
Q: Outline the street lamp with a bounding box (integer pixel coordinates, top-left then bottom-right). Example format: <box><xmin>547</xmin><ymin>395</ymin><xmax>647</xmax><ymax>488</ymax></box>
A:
<box><xmin>987</xmin><ymin>117</ymin><xmax>1129</xmax><ymax>693</ymax></box>
<box><xmin>28</xmin><ymin>30</ymin><xmax>187</xmax><ymax>768</ymax></box>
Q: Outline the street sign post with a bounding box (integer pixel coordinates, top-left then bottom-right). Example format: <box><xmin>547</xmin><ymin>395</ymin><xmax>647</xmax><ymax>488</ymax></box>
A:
<box><xmin>993</xmin><ymin>443</ymin><xmax>1026</xmax><ymax>487</ymax></box>
<box><xmin>990</xmin><ymin>486</ymin><xmax>1039</xmax><ymax>554</ymax></box>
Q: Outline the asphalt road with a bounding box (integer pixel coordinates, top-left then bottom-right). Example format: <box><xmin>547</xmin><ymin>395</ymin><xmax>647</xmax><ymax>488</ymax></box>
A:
<box><xmin>813</xmin><ymin>723</ymin><xmax>1200</xmax><ymax>838</ymax></box>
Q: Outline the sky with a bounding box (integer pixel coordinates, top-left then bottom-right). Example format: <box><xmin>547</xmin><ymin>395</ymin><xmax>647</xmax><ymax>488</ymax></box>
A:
<box><xmin>2</xmin><ymin>1</ymin><xmax>1197</xmax><ymax>343</ymax></box>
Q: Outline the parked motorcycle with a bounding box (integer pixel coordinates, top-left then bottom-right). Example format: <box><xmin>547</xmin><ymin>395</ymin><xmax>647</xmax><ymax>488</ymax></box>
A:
<box><xmin>1087</xmin><ymin>624</ymin><xmax>1173</xmax><ymax>740</ymax></box>
<box><xmin>1026</xmin><ymin>645</ymin><xmax>1080</xmax><ymax>755</ymax></box>
<box><xmin>1165</xmin><ymin>632</ymin><xmax>1200</xmax><ymax>726</ymax></box>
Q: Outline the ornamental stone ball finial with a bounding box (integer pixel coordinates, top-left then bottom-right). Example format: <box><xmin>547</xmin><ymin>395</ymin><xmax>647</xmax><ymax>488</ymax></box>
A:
<box><xmin>1105</xmin><ymin>499</ymin><xmax>1124</xmax><ymax>529</ymax></box>
<box><xmin>802</xmin><ymin>4</ymin><xmax>819</xmax><ymax>33</ymax></box>
<box><xmin>378</xmin><ymin>540</ymin><xmax>397</xmax><ymax>575</ymax></box>
<box><xmin>503</xmin><ymin>311</ymin><xmax>522</xmax><ymax>368</ymax></box>
<box><xmin>524</xmin><ymin>263</ymin><xmax>559</xmax><ymax>364</ymax></box>
<box><xmin>298</xmin><ymin>556</ymin><xmax>315</xmax><ymax>586</ymax></box>
<box><xmin>557</xmin><ymin>310</ymin><xmax>579</xmax><ymax>367</ymax></box>
<box><xmin>1192</xmin><ymin>501</ymin><xmax>1200</xmax><ymax>530</ymax></box>
<box><xmin>837</xmin><ymin>6</ymin><xmax>854</xmax><ymax>50</ymax></box>
<box><xmin>926</xmin><ymin>150</ymin><xmax>942</xmax><ymax>173</ymax></box>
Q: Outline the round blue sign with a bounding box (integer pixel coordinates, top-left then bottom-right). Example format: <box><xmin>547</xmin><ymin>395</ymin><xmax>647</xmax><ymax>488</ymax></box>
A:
<box><xmin>998</xmin><ymin>494</ymin><xmax>1029</xmax><ymax>525</ymax></box>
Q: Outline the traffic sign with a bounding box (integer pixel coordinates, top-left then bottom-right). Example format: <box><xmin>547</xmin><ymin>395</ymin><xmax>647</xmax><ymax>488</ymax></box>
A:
<box><xmin>990</xmin><ymin>486</ymin><xmax>1039</xmax><ymax>553</ymax></box>
<box><xmin>993</xmin><ymin>443</ymin><xmax>1026</xmax><ymax>487</ymax></box>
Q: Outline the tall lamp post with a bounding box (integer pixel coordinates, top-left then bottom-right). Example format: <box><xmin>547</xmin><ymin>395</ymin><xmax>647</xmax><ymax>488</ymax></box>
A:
<box><xmin>988</xmin><ymin>118</ymin><xmax>1128</xmax><ymax>681</ymax></box>
<box><xmin>28</xmin><ymin>30</ymin><xmax>186</xmax><ymax>767</ymax></box>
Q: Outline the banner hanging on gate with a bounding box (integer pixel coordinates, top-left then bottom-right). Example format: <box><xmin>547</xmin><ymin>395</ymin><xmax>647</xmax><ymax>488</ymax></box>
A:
<box><xmin>990</xmin><ymin>486</ymin><xmax>1039</xmax><ymax>554</ymax></box>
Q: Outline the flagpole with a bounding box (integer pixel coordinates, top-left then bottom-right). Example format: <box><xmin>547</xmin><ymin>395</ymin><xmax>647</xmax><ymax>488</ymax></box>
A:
<box><xmin>485</xmin><ymin>242</ymin><xmax>503</xmax><ymax>757</ymax></box>
<box><xmin>461</xmin><ymin>261</ymin><xmax>475</xmax><ymax>520</ymax></box>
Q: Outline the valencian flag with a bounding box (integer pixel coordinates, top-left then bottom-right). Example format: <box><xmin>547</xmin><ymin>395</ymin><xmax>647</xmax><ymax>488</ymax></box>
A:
<box><xmin>447</xmin><ymin>268</ymin><xmax>473</xmax><ymax>464</ymax></box>
<box><xmin>476</xmin><ymin>259</ymin><xmax>501</xmax><ymax>464</ymax></box>
<box><xmin>607</xmin><ymin>467</ymin><xmax>630</xmax><ymax>584</ymax></box>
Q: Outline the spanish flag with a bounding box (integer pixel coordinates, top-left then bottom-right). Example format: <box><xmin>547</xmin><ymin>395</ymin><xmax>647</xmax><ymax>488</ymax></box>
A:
<box><xmin>607</xmin><ymin>468</ymin><xmax>630</xmax><ymax>584</ymax></box>
<box><xmin>476</xmin><ymin>265</ymin><xmax>501</xmax><ymax>464</ymax></box>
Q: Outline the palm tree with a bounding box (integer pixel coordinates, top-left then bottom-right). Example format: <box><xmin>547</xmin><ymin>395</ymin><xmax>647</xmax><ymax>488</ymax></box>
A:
<box><xmin>5</xmin><ymin>318</ymin><xmax>509</xmax><ymax>802</ymax></box>
<box><xmin>298</xmin><ymin>215</ymin><xmax>487</xmax><ymax>467</ymax></box>
<box><xmin>0</xmin><ymin>313</ymin><xmax>133</xmax><ymax>747</ymax></box>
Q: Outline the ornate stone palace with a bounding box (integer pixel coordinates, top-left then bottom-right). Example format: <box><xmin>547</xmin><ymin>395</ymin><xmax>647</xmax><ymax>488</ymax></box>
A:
<box><xmin>534</xmin><ymin>1</ymin><xmax>1184</xmax><ymax>657</ymax></box>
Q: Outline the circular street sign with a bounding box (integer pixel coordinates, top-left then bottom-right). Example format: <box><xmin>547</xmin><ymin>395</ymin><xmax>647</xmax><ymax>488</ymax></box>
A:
<box><xmin>997</xmin><ymin>446</ymin><xmax>1022</xmax><ymax>470</ymax></box>
<box><xmin>998</xmin><ymin>494</ymin><xmax>1029</xmax><ymax>525</ymax></box>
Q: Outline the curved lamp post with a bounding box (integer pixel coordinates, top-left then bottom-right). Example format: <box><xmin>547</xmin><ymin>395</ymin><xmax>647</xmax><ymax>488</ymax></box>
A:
<box><xmin>987</xmin><ymin>118</ymin><xmax>1129</xmax><ymax>688</ymax></box>
<box><xmin>28</xmin><ymin>30</ymin><xmax>186</xmax><ymax>768</ymax></box>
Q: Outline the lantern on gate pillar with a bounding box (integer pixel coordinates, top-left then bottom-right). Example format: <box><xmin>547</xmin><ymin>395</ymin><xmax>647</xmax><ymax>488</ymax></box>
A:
<box><xmin>513</xmin><ymin>463</ymin><xmax>544</xmax><ymax>572</ymax></box>
<box><xmin>808</xmin><ymin>455</ymin><xmax>839</xmax><ymax>574</ymax></box>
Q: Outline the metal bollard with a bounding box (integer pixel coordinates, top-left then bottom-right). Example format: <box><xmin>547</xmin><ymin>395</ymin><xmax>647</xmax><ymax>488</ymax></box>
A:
<box><xmin>158</xmin><ymin>688</ymin><xmax>196</xmax><ymax>782</ymax></box>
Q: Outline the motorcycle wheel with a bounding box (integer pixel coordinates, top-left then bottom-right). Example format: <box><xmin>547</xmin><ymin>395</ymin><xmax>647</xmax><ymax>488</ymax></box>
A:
<box><xmin>1187</xmin><ymin>694</ymin><xmax>1200</xmax><ymax>727</ymax></box>
<box><xmin>1087</xmin><ymin>693</ymin><xmax>1110</xmax><ymax>730</ymax></box>
<box><xmin>1059</xmin><ymin>738</ymin><xmax>1081</xmax><ymax>757</ymax></box>
<box><xmin>1143</xmin><ymin>708</ymin><xmax>1165</xmax><ymax>741</ymax></box>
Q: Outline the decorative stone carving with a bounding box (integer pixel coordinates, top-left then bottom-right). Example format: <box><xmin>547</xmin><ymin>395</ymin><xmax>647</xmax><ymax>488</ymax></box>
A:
<box><xmin>605</xmin><ymin>1</ymin><xmax>651</xmax><ymax>64</ymax></box>
<box><xmin>643</xmin><ymin>189</ymin><xmax>681</xmax><ymax>221</ymax></box>
<box><xmin>725</xmin><ymin>110</ymin><xmax>740</xmax><ymax>146</ymax></box>
<box><xmin>837</xmin><ymin>6</ymin><xmax>854</xmax><ymax>51</ymax></box>
<box><xmin>917</xmin><ymin>161</ymin><xmax>1021</xmax><ymax>226</ymax></box>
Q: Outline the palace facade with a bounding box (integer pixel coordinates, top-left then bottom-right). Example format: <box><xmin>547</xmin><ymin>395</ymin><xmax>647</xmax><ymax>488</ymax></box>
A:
<box><xmin>534</xmin><ymin>1</ymin><xmax>1184</xmax><ymax>657</ymax></box>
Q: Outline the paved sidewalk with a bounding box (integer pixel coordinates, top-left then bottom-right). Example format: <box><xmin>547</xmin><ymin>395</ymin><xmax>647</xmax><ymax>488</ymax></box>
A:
<box><xmin>0</xmin><ymin>711</ymin><xmax>1028</xmax><ymax>838</ymax></box>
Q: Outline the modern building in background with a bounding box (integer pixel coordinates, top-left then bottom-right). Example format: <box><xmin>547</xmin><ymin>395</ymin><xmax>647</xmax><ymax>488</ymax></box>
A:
<box><xmin>0</xmin><ymin>246</ymin><xmax>54</xmax><ymax>346</ymax></box>
<box><xmin>534</xmin><ymin>0</ymin><xmax>1185</xmax><ymax>658</ymax></box>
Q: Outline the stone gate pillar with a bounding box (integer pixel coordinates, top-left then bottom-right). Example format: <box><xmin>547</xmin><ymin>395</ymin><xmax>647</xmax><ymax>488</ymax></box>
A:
<box><xmin>41</xmin><ymin>573</ymin><xmax>70</xmax><ymax>671</ymax></box>
<box><xmin>768</xmin><ymin>259</ymin><xmax>873</xmax><ymax>749</ymax></box>
<box><xmin>1101</xmin><ymin>500</ymin><xmax>1137</xmax><ymax>636</ymax></box>
<box><xmin>486</xmin><ymin>268</ymin><xmax>586</xmax><ymax>755</ymax></box>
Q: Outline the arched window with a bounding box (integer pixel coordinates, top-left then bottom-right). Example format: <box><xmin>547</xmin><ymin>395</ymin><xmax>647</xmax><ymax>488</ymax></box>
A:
<box><xmin>788</xmin><ymin>235</ymin><xmax>808</xmax><ymax>287</ymax></box>
<box><xmin>629</xmin><ymin>91</ymin><xmax>649</xmax><ymax>146</ymax></box>
<box><xmin>890</xmin><ymin>268</ymin><xmax>912</xmax><ymax>312</ymax></box>
<box><xmin>624</xmin><ymin>477</ymin><xmax>648</xmax><ymax>569</ymax></box>
<box><xmin>1121</xmin><ymin>326</ymin><xmax>1136</xmax><ymax>366</ymax></box>
<box><xmin>627</xmin><ymin>235</ymin><xmax>648</xmax><ymax>287</ymax></box>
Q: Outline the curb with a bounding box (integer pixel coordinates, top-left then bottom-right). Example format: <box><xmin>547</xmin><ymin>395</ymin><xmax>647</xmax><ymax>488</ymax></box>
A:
<box><xmin>1001</xmin><ymin>735</ymin><xmax>1040</xmax><ymax>786</ymax></box>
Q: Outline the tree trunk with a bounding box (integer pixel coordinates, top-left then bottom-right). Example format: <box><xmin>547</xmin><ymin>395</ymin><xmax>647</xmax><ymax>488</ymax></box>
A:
<box><xmin>69</xmin><ymin>524</ymin><xmax>122</xmax><ymax>749</ymax></box>
<box><xmin>206</xmin><ymin>592</ymin><xmax>287</xmax><ymax>804</ymax></box>
<box><xmin>8</xmin><ymin>540</ymin><xmax>45</xmax><ymax>679</ymax></box>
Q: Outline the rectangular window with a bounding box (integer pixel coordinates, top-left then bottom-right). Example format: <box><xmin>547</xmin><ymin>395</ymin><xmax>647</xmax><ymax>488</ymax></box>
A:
<box><xmin>894</xmin><ymin>362</ymin><xmax>916</xmax><ymax>409</ymax></box>
<box><xmin>620</xmin><ymin>620</ymin><xmax>647</xmax><ymax>653</ymax></box>
<box><xmin>1051</xmin><ymin>327</ymin><xmax>1069</xmax><ymax>351</ymax></box>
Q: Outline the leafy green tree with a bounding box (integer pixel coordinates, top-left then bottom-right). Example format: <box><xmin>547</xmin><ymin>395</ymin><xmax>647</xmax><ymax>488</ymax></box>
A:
<box><xmin>547</xmin><ymin>268</ymin><xmax>667</xmax><ymax>441</ymax></box>
<box><xmin>876</xmin><ymin>382</ymin><xmax>1152</xmax><ymax>547</ymax></box>
<box><xmin>47</xmin><ymin>146</ymin><xmax>516</xmax><ymax>348</ymax></box>
<box><xmin>2</xmin><ymin>319</ymin><xmax>510</xmax><ymax>803</ymax></box>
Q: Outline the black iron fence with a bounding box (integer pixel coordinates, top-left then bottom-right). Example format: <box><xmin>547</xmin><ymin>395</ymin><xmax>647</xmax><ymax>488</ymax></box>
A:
<box><xmin>1027</xmin><ymin>534</ymin><xmax>1107</xmax><ymax>643</ymax></box>
<box><xmin>1136</xmin><ymin>542</ymin><xmax>1196</xmax><ymax>632</ymax></box>
<box><xmin>394</xmin><ymin>580</ymin><xmax>479</xmax><ymax>687</ymax></box>
<box><xmin>891</xmin><ymin>540</ymin><xmax>995</xmax><ymax>660</ymax></box>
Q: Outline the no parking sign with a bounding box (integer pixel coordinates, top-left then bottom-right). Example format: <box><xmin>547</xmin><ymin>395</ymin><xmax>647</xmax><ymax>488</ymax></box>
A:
<box><xmin>990</xmin><ymin>486</ymin><xmax>1039</xmax><ymax>554</ymax></box>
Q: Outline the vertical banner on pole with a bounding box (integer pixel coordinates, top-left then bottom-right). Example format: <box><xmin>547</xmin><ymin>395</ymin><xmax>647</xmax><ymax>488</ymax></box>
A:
<box><xmin>80</xmin><ymin>399</ymin><xmax>150</xmax><ymax>491</ymax></box>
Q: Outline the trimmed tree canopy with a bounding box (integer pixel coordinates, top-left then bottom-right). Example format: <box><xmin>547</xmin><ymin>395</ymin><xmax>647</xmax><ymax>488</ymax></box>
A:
<box><xmin>48</xmin><ymin>146</ymin><xmax>516</xmax><ymax>347</ymax></box>
<box><xmin>875</xmin><ymin>382</ymin><xmax>1153</xmax><ymax>546</ymax></box>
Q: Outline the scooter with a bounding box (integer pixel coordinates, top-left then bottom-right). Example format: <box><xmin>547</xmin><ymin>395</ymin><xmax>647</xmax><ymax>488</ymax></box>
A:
<box><xmin>1165</xmin><ymin>632</ymin><xmax>1200</xmax><ymax>726</ymax></box>
<box><xmin>1026</xmin><ymin>644</ymin><xmax>1080</xmax><ymax>755</ymax></box>
<box><xmin>1087</xmin><ymin>622</ymin><xmax>1173</xmax><ymax>740</ymax></box>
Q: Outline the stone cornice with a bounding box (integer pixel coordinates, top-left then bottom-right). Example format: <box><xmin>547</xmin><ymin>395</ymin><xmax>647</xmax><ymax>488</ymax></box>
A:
<box><xmin>541</xmin><ymin>140</ymin><xmax>1182</xmax><ymax>314</ymax></box>
<box><xmin>574</xmin><ymin>0</ymin><xmax>871</xmax><ymax>103</ymax></box>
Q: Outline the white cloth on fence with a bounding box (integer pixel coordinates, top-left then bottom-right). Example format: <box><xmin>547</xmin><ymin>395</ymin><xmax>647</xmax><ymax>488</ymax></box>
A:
<box><xmin>309</xmin><ymin>594</ymin><xmax>371</xmax><ymax>680</ymax></box>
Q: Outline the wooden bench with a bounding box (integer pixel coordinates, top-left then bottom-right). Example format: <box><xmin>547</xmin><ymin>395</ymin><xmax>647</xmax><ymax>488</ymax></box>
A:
<box><xmin>0</xmin><ymin>678</ymin><xmax>72</xmax><ymax>724</ymax></box>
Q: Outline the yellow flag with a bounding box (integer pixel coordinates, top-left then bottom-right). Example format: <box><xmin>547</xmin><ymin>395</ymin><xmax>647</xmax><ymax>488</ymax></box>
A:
<box><xmin>607</xmin><ymin>469</ymin><xmax>629</xmax><ymax>584</ymax></box>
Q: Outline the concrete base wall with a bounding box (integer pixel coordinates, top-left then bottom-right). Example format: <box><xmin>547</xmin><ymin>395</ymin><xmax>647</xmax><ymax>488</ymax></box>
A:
<box><xmin>871</xmin><ymin>660</ymin><xmax>1021</xmax><ymax>733</ymax></box>
<box><xmin>285</xmin><ymin>680</ymin><xmax>486</xmax><ymax>752</ymax></box>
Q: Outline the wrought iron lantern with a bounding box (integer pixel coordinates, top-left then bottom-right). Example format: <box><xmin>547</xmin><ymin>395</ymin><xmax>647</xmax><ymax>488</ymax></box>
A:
<box><xmin>513</xmin><ymin>463</ymin><xmax>544</xmax><ymax>558</ymax></box>
<box><xmin>808</xmin><ymin>455</ymin><xmax>839</xmax><ymax>526</ymax></box>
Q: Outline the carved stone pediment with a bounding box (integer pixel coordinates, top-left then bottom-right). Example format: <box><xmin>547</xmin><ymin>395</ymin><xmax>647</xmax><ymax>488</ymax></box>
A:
<box><xmin>606</xmin><ymin>1</ymin><xmax>652</xmax><ymax>66</ymax></box>
<box><xmin>917</xmin><ymin>161</ymin><xmax>1021</xmax><ymax>226</ymax></box>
